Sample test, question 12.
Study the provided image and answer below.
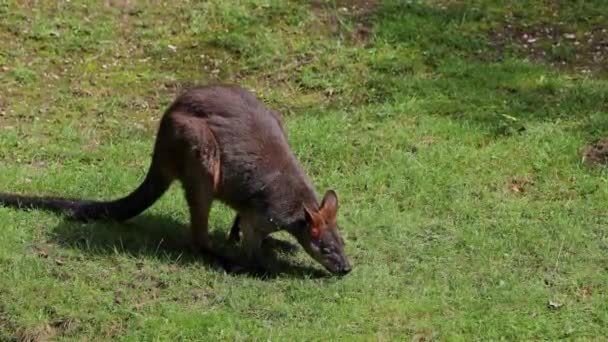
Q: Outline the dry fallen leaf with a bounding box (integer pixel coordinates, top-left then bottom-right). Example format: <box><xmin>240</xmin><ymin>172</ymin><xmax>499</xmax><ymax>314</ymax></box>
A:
<box><xmin>34</xmin><ymin>245</ymin><xmax>49</xmax><ymax>258</ymax></box>
<box><xmin>114</xmin><ymin>290</ymin><xmax>124</xmax><ymax>305</ymax></box>
<box><xmin>510</xmin><ymin>182</ymin><xmax>523</xmax><ymax>193</ymax></box>
<box><xmin>548</xmin><ymin>300</ymin><xmax>563</xmax><ymax>309</ymax></box>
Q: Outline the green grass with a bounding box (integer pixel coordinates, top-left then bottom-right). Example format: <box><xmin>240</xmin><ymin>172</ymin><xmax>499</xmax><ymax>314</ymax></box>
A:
<box><xmin>1</xmin><ymin>0</ymin><xmax>608</xmax><ymax>340</ymax></box>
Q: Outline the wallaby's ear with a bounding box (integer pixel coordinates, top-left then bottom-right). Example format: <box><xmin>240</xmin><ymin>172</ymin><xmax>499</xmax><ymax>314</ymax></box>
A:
<box><xmin>304</xmin><ymin>206</ymin><xmax>322</xmax><ymax>239</ymax></box>
<box><xmin>320</xmin><ymin>190</ymin><xmax>338</xmax><ymax>220</ymax></box>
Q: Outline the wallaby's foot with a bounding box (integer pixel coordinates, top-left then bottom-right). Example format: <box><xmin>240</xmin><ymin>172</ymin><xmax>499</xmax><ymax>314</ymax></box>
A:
<box><xmin>262</xmin><ymin>237</ymin><xmax>299</xmax><ymax>255</ymax></box>
<box><xmin>189</xmin><ymin>240</ymin><xmax>204</xmax><ymax>255</ymax></box>
<box><xmin>251</xmin><ymin>267</ymin><xmax>274</xmax><ymax>280</ymax></box>
<box><xmin>190</xmin><ymin>241</ymin><xmax>236</xmax><ymax>272</ymax></box>
<box><xmin>221</xmin><ymin>259</ymin><xmax>274</xmax><ymax>279</ymax></box>
<box><xmin>246</xmin><ymin>260</ymin><xmax>275</xmax><ymax>279</ymax></box>
<box><xmin>190</xmin><ymin>238</ymin><xmax>216</xmax><ymax>255</ymax></box>
<box><xmin>232</xmin><ymin>247</ymin><xmax>278</xmax><ymax>278</ymax></box>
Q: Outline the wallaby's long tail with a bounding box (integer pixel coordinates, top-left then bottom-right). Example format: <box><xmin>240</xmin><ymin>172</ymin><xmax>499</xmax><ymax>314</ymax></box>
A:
<box><xmin>0</xmin><ymin>161</ymin><xmax>172</xmax><ymax>222</ymax></box>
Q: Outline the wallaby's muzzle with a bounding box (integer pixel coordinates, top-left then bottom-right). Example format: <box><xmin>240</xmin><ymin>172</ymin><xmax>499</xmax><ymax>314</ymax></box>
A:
<box><xmin>297</xmin><ymin>229</ymin><xmax>352</xmax><ymax>276</ymax></box>
<box><xmin>339</xmin><ymin>264</ymin><xmax>352</xmax><ymax>275</ymax></box>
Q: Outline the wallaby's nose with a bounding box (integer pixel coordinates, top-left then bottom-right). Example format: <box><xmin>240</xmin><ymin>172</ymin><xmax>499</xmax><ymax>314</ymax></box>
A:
<box><xmin>339</xmin><ymin>264</ymin><xmax>352</xmax><ymax>276</ymax></box>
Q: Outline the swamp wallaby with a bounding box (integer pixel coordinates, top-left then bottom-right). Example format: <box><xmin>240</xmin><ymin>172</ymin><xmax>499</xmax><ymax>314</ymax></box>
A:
<box><xmin>0</xmin><ymin>85</ymin><xmax>352</xmax><ymax>275</ymax></box>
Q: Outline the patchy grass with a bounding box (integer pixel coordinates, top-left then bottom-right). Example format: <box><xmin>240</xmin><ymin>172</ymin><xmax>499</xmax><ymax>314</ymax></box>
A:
<box><xmin>1</xmin><ymin>0</ymin><xmax>608</xmax><ymax>340</ymax></box>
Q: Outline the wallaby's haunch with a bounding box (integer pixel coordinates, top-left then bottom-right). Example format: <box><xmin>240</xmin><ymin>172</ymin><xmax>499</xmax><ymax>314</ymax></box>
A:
<box><xmin>0</xmin><ymin>85</ymin><xmax>352</xmax><ymax>275</ymax></box>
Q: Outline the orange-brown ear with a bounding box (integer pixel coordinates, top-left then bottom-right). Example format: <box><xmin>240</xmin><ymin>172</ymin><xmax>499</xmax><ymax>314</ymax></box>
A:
<box><xmin>304</xmin><ymin>206</ymin><xmax>322</xmax><ymax>239</ymax></box>
<box><xmin>320</xmin><ymin>190</ymin><xmax>338</xmax><ymax>220</ymax></box>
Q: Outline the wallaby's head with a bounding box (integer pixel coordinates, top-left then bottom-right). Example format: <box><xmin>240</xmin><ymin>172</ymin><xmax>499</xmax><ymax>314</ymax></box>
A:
<box><xmin>295</xmin><ymin>190</ymin><xmax>351</xmax><ymax>275</ymax></box>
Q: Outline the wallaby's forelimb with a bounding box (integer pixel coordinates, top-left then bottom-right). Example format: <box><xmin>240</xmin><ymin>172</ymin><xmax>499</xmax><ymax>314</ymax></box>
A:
<box><xmin>228</xmin><ymin>214</ymin><xmax>298</xmax><ymax>255</ymax></box>
<box><xmin>228</xmin><ymin>215</ymin><xmax>241</xmax><ymax>243</ymax></box>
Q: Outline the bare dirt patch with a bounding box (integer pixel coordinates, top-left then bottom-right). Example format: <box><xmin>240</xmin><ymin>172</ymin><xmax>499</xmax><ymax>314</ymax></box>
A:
<box><xmin>583</xmin><ymin>138</ymin><xmax>608</xmax><ymax>166</ymax></box>
<box><xmin>310</xmin><ymin>0</ymin><xmax>378</xmax><ymax>46</ymax></box>
<box><xmin>490</xmin><ymin>13</ymin><xmax>608</xmax><ymax>76</ymax></box>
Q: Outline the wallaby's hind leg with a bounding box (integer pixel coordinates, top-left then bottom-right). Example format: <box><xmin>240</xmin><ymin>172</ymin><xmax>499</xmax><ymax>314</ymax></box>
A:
<box><xmin>182</xmin><ymin>157</ymin><xmax>243</xmax><ymax>271</ymax></box>
<box><xmin>183</xmin><ymin>173</ymin><xmax>214</xmax><ymax>253</ymax></box>
<box><xmin>182</xmin><ymin>173</ymin><xmax>237</xmax><ymax>272</ymax></box>
<box><xmin>168</xmin><ymin>113</ymin><xmax>221</xmax><ymax>254</ymax></box>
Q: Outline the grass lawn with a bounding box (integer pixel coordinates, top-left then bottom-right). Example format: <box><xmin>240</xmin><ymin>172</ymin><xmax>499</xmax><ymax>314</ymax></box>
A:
<box><xmin>1</xmin><ymin>0</ymin><xmax>608</xmax><ymax>340</ymax></box>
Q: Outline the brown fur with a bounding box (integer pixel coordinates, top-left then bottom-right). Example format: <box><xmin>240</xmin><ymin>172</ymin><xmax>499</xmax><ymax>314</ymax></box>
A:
<box><xmin>0</xmin><ymin>85</ymin><xmax>352</xmax><ymax>275</ymax></box>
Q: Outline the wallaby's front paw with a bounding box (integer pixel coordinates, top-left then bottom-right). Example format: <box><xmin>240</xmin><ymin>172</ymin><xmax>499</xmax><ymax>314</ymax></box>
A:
<box><xmin>262</xmin><ymin>237</ymin><xmax>299</xmax><ymax>255</ymax></box>
<box><xmin>223</xmin><ymin>262</ymin><xmax>247</xmax><ymax>274</ymax></box>
<box><xmin>250</xmin><ymin>264</ymin><xmax>273</xmax><ymax>279</ymax></box>
<box><xmin>222</xmin><ymin>261</ymin><xmax>272</xmax><ymax>278</ymax></box>
<box><xmin>190</xmin><ymin>241</ymin><xmax>213</xmax><ymax>255</ymax></box>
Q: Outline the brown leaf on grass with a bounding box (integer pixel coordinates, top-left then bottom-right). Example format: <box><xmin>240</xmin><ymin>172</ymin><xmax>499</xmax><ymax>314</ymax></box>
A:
<box><xmin>34</xmin><ymin>245</ymin><xmax>50</xmax><ymax>258</ymax></box>
<box><xmin>351</xmin><ymin>23</ymin><xmax>373</xmax><ymax>46</ymax></box>
<box><xmin>412</xmin><ymin>328</ymin><xmax>434</xmax><ymax>342</ymax></box>
<box><xmin>191</xmin><ymin>289</ymin><xmax>211</xmax><ymax>302</ymax></box>
<box><xmin>54</xmin><ymin>258</ymin><xmax>65</xmax><ymax>266</ymax></box>
<box><xmin>420</xmin><ymin>135</ymin><xmax>436</xmax><ymax>146</ymax></box>
<box><xmin>510</xmin><ymin>182</ymin><xmax>524</xmax><ymax>193</ymax></box>
<box><xmin>153</xmin><ymin>279</ymin><xmax>168</xmax><ymax>289</ymax></box>
<box><xmin>24</xmin><ymin>317</ymin><xmax>77</xmax><ymax>341</ymax></box>
<box><xmin>508</xmin><ymin>178</ymin><xmax>534</xmax><ymax>193</ymax></box>
<box><xmin>580</xmin><ymin>287</ymin><xmax>592</xmax><ymax>298</ymax></box>
<box><xmin>49</xmin><ymin>317</ymin><xmax>76</xmax><ymax>332</ymax></box>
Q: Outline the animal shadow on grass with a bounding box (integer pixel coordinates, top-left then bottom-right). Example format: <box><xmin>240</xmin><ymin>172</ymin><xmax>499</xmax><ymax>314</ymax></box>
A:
<box><xmin>49</xmin><ymin>214</ymin><xmax>327</xmax><ymax>280</ymax></box>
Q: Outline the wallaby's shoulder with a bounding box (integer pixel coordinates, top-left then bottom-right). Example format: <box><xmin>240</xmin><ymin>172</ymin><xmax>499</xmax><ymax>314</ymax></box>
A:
<box><xmin>170</xmin><ymin>84</ymin><xmax>285</xmax><ymax>130</ymax></box>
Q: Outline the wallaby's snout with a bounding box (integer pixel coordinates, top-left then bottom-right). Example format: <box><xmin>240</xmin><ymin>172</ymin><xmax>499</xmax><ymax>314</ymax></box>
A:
<box><xmin>295</xmin><ymin>190</ymin><xmax>352</xmax><ymax>276</ymax></box>
<box><xmin>305</xmin><ymin>228</ymin><xmax>351</xmax><ymax>275</ymax></box>
<box><xmin>326</xmin><ymin>246</ymin><xmax>351</xmax><ymax>276</ymax></box>
<box><xmin>339</xmin><ymin>262</ymin><xmax>352</xmax><ymax>276</ymax></box>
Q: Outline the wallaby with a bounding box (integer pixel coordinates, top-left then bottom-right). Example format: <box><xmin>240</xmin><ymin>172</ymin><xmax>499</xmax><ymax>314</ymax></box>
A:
<box><xmin>0</xmin><ymin>85</ymin><xmax>352</xmax><ymax>275</ymax></box>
